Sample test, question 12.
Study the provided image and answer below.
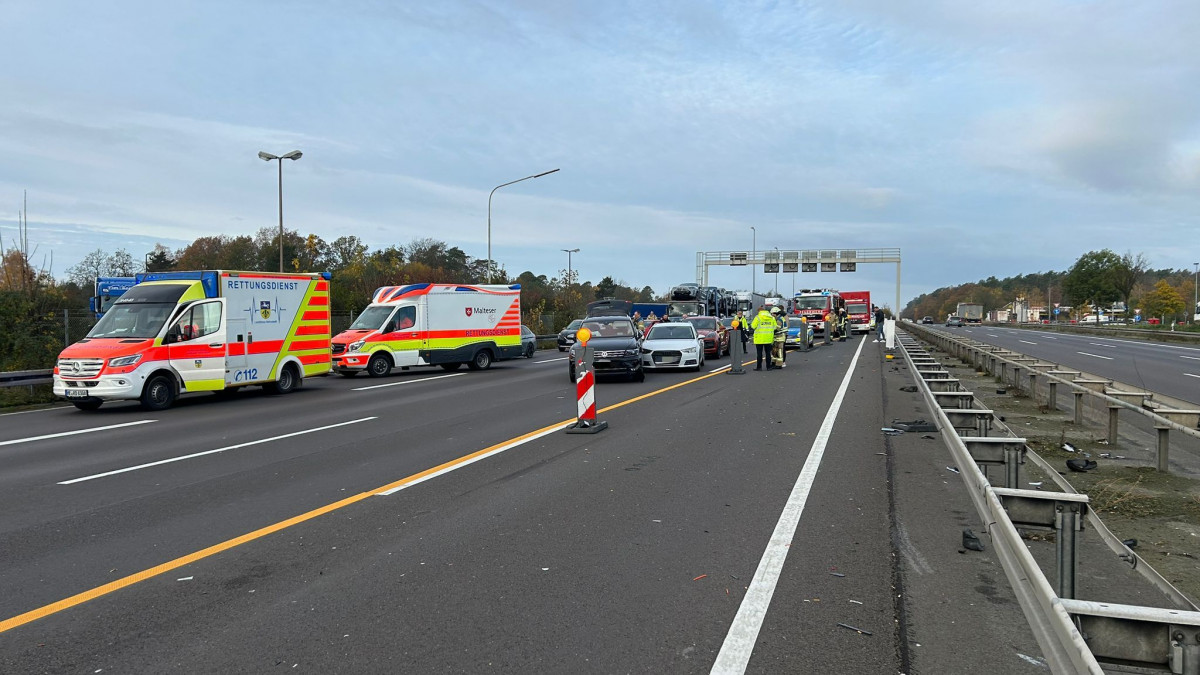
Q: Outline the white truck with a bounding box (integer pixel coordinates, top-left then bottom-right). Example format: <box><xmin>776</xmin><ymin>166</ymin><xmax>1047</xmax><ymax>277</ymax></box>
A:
<box><xmin>331</xmin><ymin>283</ymin><xmax>523</xmax><ymax>376</ymax></box>
<box><xmin>956</xmin><ymin>302</ymin><xmax>984</xmax><ymax>324</ymax></box>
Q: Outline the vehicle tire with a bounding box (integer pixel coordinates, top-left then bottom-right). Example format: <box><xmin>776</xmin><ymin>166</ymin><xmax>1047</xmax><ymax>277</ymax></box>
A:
<box><xmin>366</xmin><ymin>353</ymin><xmax>392</xmax><ymax>378</ymax></box>
<box><xmin>264</xmin><ymin>364</ymin><xmax>300</xmax><ymax>395</ymax></box>
<box><xmin>634</xmin><ymin>368</ymin><xmax>645</xmax><ymax>383</ymax></box>
<box><xmin>140</xmin><ymin>374</ymin><xmax>176</xmax><ymax>411</ymax></box>
<box><xmin>525</xmin><ymin>344</ymin><xmax>535</xmax><ymax>358</ymax></box>
<box><xmin>440</xmin><ymin>363</ymin><xmax>462</xmax><ymax>371</ymax></box>
<box><xmin>568</xmin><ymin>364</ymin><xmax>576</xmax><ymax>383</ymax></box>
<box><xmin>558</xmin><ymin>346</ymin><xmax>566</xmax><ymax>352</ymax></box>
<box><xmin>339</xmin><ymin>371</ymin><xmax>359</xmax><ymax>378</ymax></box>
<box><xmin>468</xmin><ymin>349</ymin><xmax>492</xmax><ymax>371</ymax></box>
<box><xmin>72</xmin><ymin>399</ymin><xmax>103</xmax><ymax>411</ymax></box>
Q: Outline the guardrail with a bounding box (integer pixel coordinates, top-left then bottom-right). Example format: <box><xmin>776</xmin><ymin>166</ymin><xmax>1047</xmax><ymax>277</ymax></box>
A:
<box><xmin>1001</xmin><ymin>321</ymin><xmax>1200</xmax><ymax>345</ymax></box>
<box><xmin>907</xmin><ymin>323</ymin><xmax>1200</xmax><ymax>475</ymax></box>
<box><xmin>897</xmin><ymin>328</ymin><xmax>1200</xmax><ymax>674</ymax></box>
<box><xmin>0</xmin><ymin>369</ymin><xmax>53</xmax><ymax>389</ymax></box>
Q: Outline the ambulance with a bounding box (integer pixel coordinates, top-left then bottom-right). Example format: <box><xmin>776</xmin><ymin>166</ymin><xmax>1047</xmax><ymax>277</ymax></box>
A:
<box><xmin>332</xmin><ymin>283</ymin><xmax>522</xmax><ymax>377</ymax></box>
<box><xmin>54</xmin><ymin>270</ymin><xmax>332</xmax><ymax>411</ymax></box>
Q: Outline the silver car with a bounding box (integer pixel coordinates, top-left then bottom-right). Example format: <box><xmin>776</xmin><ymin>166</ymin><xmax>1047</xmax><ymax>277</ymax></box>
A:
<box><xmin>640</xmin><ymin>322</ymin><xmax>705</xmax><ymax>372</ymax></box>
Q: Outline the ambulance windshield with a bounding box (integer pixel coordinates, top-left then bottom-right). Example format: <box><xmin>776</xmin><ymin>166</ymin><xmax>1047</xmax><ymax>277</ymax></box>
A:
<box><xmin>350</xmin><ymin>305</ymin><xmax>395</xmax><ymax>330</ymax></box>
<box><xmin>86</xmin><ymin>303</ymin><xmax>176</xmax><ymax>339</ymax></box>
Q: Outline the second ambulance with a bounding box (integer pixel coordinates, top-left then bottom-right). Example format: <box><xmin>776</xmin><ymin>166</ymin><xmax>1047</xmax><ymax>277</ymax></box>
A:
<box><xmin>332</xmin><ymin>283</ymin><xmax>523</xmax><ymax>376</ymax></box>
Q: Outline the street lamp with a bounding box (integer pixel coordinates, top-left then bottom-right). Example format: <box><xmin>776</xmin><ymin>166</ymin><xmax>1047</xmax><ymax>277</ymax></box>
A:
<box><xmin>562</xmin><ymin>248</ymin><xmax>579</xmax><ymax>288</ymax></box>
<box><xmin>258</xmin><ymin>150</ymin><xmax>303</xmax><ymax>272</ymax></box>
<box><xmin>487</xmin><ymin>168</ymin><xmax>560</xmax><ymax>283</ymax></box>
<box><xmin>773</xmin><ymin>246</ymin><xmax>780</xmax><ymax>296</ymax></box>
<box><xmin>1194</xmin><ymin>262</ymin><xmax>1198</xmax><ymax>323</ymax></box>
<box><xmin>750</xmin><ymin>226</ymin><xmax>756</xmax><ymax>297</ymax></box>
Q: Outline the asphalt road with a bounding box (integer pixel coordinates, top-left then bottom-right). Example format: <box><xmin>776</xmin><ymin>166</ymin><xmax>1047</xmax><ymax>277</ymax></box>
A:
<box><xmin>922</xmin><ymin>323</ymin><xmax>1200</xmax><ymax>405</ymax></box>
<box><xmin>0</xmin><ymin>340</ymin><xmax>1046</xmax><ymax>673</ymax></box>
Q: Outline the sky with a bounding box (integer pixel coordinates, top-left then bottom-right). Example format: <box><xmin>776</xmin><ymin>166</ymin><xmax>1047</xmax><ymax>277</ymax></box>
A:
<box><xmin>3</xmin><ymin>1</ymin><xmax>1199</xmax><ymax>310</ymax></box>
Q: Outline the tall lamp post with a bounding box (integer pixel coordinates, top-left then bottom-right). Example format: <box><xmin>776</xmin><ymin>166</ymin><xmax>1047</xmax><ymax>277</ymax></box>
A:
<box><xmin>1194</xmin><ymin>262</ymin><xmax>1198</xmax><ymax>323</ymax></box>
<box><xmin>258</xmin><ymin>150</ymin><xmax>303</xmax><ymax>272</ymax></box>
<box><xmin>487</xmin><ymin>168</ymin><xmax>560</xmax><ymax>283</ymax></box>
<box><xmin>773</xmin><ymin>246</ymin><xmax>780</xmax><ymax>296</ymax></box>
<box><xmin>562</xmin><ymin>248</ymin><xmax>579</xmax><ymax>288</ymax></box>
<box><xmin>750</xmin><ymin>226</ymin><xmax>756</xmax><ymax>297</ymax></box>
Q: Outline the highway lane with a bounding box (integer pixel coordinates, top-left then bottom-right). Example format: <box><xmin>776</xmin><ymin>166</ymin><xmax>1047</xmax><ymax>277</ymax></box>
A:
<box><xmin>0</xmin><ymin>342</ymin><xmax>1043</xmax><ymax>672</ymax></box>
<box><xmin>923</xmin><ymin>324</ymin><xmax>1200</xmax><ymax>404</ymax></box>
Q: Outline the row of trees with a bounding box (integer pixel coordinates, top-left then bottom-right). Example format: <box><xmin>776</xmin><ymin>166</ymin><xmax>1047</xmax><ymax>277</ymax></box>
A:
<box><xmin>904</xmin><ymin>249</ymin><xmax>1196</xmax><ymax>324</ymax></box>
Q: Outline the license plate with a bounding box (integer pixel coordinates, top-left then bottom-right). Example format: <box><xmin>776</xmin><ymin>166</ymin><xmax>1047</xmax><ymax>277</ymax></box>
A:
<box><xmin>660</xmin><ymin>356</ymin><xmax>679</xmax><ymax>364</ymax></box>
<box><xmin>65</xmin><ymin>389</ymin><xmax>90</xmax><ymax>398</ymax></box>
<box><xmin>593</xmin><ymin>358</ymin><xmax>611</xmax><ymax>364</ymax></box>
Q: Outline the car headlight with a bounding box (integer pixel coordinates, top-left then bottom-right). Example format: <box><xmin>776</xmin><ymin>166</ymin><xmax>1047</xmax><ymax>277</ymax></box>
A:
<box><xmin>348</xmin><ymin>340</ymin><xmax>365</xmax><ymax>352</ymax></box>
<box><xmin>641</xmin><ymin>347</ymin><xmax>652</xmax><ymax>354</ymax></box>
<box><xmin>108</xmin><ymin>354</ymin><xmax>142</xmax><ymax>368</ymax></box>
<box><xmin>624</xmin><ymin>349</ymin><xmax>640</xmax><ymax>356</ymax></box>
<box><xmin>682</xmin><ymin>347</ymin><xmax>698</xmax><ymax>353</ymax></box>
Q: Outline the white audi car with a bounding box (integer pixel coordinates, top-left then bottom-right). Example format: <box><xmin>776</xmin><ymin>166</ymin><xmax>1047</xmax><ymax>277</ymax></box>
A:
<box><xmin>640</xmin><ymin>322</ymin><xmax>705</xmax><ymax>371</ymax></box>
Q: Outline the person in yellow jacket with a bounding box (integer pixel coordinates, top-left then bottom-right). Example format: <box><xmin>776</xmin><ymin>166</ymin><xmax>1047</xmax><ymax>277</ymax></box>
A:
<box><xmin>749</xmin><ymin>306</ymin><xmax>777</xmax><ymax>371</ymax></box>
<box><xmin>771</xmin><ymin>306</ymin><xmax>787</xmax><ymax>368</ymax></box>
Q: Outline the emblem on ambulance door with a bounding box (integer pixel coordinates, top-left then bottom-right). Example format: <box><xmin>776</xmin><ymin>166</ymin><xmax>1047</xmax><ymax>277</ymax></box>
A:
<box><xmin>465</xmin><ymin>307</ymin><xmax>473</xmax><ymax>317</ymax></box>
<box><xmin>260</xmin><ymin>300</ymin><xmax>272</xmax><ymax>320</ymax></box>
<box><xmin>194</xmin><ymin>360</ymin><xmax>202</xmax><ymax>368</ymax></box>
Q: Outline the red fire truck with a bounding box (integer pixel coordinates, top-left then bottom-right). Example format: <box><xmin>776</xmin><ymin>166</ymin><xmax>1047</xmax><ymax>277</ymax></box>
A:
<box><xmin>791</xmin><ymin>289</ymin><xmax>842</xmax><ymax>337</ymax></box>
<box><xmin>841</xmin><ymin>291</ymin><xmax>872</xmax><ymax>334</ymax></box>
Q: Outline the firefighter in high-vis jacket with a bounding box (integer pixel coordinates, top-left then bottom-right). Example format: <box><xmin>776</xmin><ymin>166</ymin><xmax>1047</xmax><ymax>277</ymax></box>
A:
<box><xmin>750</xmin><ymin>306</ymin><xmax>777</xmax><ymax>370</ymax></box>
<box><xmin>770</xmin><ymin>306</ymin><xmax>787</xmax><ymax>368</ymax></box>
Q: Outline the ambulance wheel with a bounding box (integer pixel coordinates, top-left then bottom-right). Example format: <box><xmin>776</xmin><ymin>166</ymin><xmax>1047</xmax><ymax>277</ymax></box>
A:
<box><xmin>72</xmin><ymin>399</ymin><xmax>103</xmax><ymax>411</ymax></box>
<box><xmin>468</xmin><ymin>349</ymin><xmax>492</xmax><ymax>371</ymax></box>
<box><xmin>140</xmin><ymin>375</ymin><xmax>176</xmax><ymax>411</ymax></box>
<box><xmin>440</xmin><ymin>363</ymin><xmax>462</xmax><ymax>372</ymax></box>
<box><xmin>366</xmin><ymin>353</ymin><xmax>392</xmax><ymax>377</ymax></box>
<box><xmin>265</xmin><ymin>364</ymin><xmax>300</xmax><ymax>395</ymax></box>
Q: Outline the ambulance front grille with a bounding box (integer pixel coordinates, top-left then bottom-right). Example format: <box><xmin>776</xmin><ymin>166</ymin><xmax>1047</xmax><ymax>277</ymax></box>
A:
<box><xmin>58</xmin><ymin>358</ymin><xmax>104</xmax><ymax>378</ymax></box>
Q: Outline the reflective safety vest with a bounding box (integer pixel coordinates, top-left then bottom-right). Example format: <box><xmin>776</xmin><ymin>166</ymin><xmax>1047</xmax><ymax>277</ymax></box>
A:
<box><xmin>750</xmin><ymin>311</ymin><xmax>776</xmax><ymax>344</ymax></box>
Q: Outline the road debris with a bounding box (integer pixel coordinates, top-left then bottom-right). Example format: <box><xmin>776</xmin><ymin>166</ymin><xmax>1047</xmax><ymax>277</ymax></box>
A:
<box><xmin>1027</xmin><ymin>482</ymin><xmax>1043</xmax><ymax>487</ymax></box>
<box><xmin>892</xmin><ymin>419</ymin><xmax>938</xmax><ymax>432</ymax></box>
<box><xmin>962</xmin><ymin>529</ymin><xmax>985</xmax><ymax>551</ymax></box>
<box><xmin>882</xmin><ymin>427</ymin><xmax>904</xmax><ymax>436</ymax></box>
<box><xmin>837</xmin><ymin>622</ymin><xmax>873</xmax><ymax>635</ymax></box>
<box><xmin>1122</xmin><ymin>539</ymin><xmax>1138</xmax><ymax>549</ymax></box>
<box><xmin>176</xmin><ymin>576</ymin><xmax>193</xmax><ymax>582</ymax></box>
<box><xmin>693</xmin><ymin>574</ymin><xmax>708</xmax><ymax>581</ymax></box>
<box><xmin>946</xmin><ymin>466</ymin><xmax>960</xmax><ymax>474</ymax></box>
<box><xmin>1062</xmin><ymin>443</ymin><xmax>1077</xmax><ymax>453</ymax></box>
<box><xmin>1066</xmin><ymin>459</ymin><xmax>1098</xmax><ymax>472</ymax></box>
<box><xmin>830</xmin><ymin>572</ymin><xmax>846</xmax><ymax>577</ymax></box>
<box><xmin>849</xmin><ymin>599</ymin><xmax>863</xmax><ymax>605</ymax></box>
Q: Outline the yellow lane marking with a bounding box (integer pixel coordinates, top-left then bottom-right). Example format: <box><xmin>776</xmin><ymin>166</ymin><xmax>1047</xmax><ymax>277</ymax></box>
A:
<box><xmin>0</xmin><ymin>365</ymin><xmax>742</xmax><ymax>634</ymax></box>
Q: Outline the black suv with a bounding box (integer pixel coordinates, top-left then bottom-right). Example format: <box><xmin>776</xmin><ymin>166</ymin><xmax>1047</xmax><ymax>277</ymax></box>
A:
<box><xmin>568</xmin><ymin>314</ymin><xmax>644</xmax><ymax>382</ymax></box>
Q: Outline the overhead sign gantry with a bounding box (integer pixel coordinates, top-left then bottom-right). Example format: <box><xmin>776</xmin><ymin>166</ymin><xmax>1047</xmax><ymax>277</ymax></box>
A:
<box><xmin>696</xmin><ymin>247</ymin><xmax>903</xmax><ymax>316</ymax></box>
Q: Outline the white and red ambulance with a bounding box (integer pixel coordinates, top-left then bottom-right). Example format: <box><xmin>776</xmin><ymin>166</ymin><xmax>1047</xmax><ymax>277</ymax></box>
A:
<box><xmin>332</xmin><ymin>283</ymin><xmax>522</xmax><ymax>377</ymax></box>
<box><xmin>54</xmin><ymin>270</ymin><xmax>331</xmax><ymax>410</ymax></box>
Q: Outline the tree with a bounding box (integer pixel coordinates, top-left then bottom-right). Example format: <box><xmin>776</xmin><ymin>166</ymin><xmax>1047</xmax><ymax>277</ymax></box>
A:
<box><xmin>1062</xmin><ymin>250</ymin><xmax>1121</xmax><ymax>311</ymax></box>
<box><xmin>1111</xmin><ymin>251</ymin><xmax>1149</xmax><ymax>310</ymax></box>
<box><xmin>1141</xmin><ymin>279</ymin><xmax>1186</xmax><ymax>322</ymax></box>
<box><xmin>64</xmin><ymin>248</ymin><xmax>138</xmax><ymax>286</ymax></box>
<box><xmin>145</xmin><ymin>244</ymin><xmax>176</xmax><ymax>272</ymax></box>
<box><xmin>594</xmin><ymin>276</ymin><xmax>618</xmax><ymax>300</ymax></box>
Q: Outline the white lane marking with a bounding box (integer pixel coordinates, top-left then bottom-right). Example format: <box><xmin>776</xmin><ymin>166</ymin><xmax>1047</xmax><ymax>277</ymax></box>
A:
<box><xmin>1077</xmin><ymin>351</ymin><xmax>1114</xmax><ymax>361</ymax></box>
<box><xmin>712</xmin><ymin>336</ymin><xmax>866</xmax><ymax>673</ymax></box>
<box><xmin>1019</xmin><ymin>340</ymin><xmax>1037</xmax><ymax>345</ymax></box>
<box><xmin>1181</xmin><ymin>356</ymin><xmax>1200</xmax><ymax>361</ymax></box>
<box><xmin>708</xmin><ymin>364</ymin><xmax>733</xmax><ymax>373</ymax></box>
<box><xmin>0</xmin><ymin>406</ymin><xmax>74</xmax><ymax>416</ymax></box>
<box><xmin>986</xmin><ymin>334</ymin><xmax>999</xmax><ymax>337</ymax></box>
<box><xmin>1088</xmin><ymin>342</ymin><xmax>1116</xmax><ymax>348</ymax></box>
<box><xmin>1185</xmin><ymin>373</ymin><xmax>1200</xmax><ymax>379</ymax></box>
<box><xmin>58</xmin><ymin>417</ymin><xmax>377</xmax><ymax>484</ymax></box>
<box><xmin>376</xmin><ymin>423</ymin><xmax>568</xmax><ymax>496</ymax></box>
<box><xmin>534</xmin><ymin>357</ymin><xmax>568</xmax><ymax>364</ymax></box>
<box><xmin>351</xmin><ymin>373</ymin><xmax>464</xmax><ymax>391</ymax></box>
<box><xmin>0</xmin><ymin>420</ymin><xmax>156</xmax><ymax>447</ymax></box>
<box><xmin>1043</xmin><ymin>336</ymin><xmax>1058</xmax><ymax>340</ymax></box>
<box><xmin>1084</xmin><ymin>335</ymin><xmax>1200</xmax><ymax>353</ymax></box>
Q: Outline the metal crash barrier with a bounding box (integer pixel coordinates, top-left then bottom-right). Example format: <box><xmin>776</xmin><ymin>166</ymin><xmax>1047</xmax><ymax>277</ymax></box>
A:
<box><xmin>897</xmin><ymin>328</ymin><xmax>1200</xmax><ymax>674</ymax></box>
